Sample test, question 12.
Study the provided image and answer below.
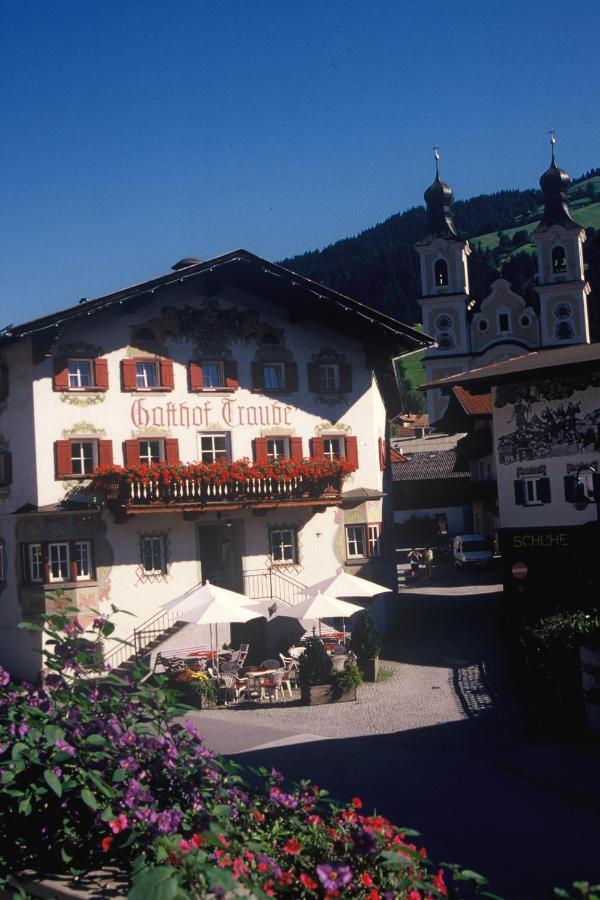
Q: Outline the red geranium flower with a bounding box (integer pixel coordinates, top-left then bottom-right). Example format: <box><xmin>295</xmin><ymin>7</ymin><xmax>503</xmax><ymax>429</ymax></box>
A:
<box><xmin>352</xmin><ymin>796</ymin><xmax>363</xmax><ymax>809</ymax></box>
<box><xmin>283</xmin><ymin>837</ymin><xmax>302</xmax><ymax>855</ymax></box>
<box><xmin>300</xmin><ymin>873</ymin><xmax>318</xmax><ymax>889</ymax></box>
<box><xmin>100</xmin><ymin>836</ymin><xmax>113</xmax><ymax>852</ymax></box>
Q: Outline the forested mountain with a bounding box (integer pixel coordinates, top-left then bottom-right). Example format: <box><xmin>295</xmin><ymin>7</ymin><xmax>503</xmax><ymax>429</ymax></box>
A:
<box><xmin>279</xmin><ymin>171</ymin><xmax>600</xmax><ymax>332</ymax></box>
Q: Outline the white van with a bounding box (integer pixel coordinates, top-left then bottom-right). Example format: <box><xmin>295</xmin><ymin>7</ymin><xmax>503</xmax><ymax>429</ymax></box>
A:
<box><xmin>453</xmin><ymin>534</ymin><xmax>493</xmax><ymax>568</ymax></box>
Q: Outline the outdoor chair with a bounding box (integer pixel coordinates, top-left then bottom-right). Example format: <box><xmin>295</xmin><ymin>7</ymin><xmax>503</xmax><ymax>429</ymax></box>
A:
<box><xmin>279</xmin><ymin>653</ymin><xmax>299</xmax><ymax>689</ymax></box>
<box><xmin>219</xmin><ymin>673</ymin><xmax>248</xmax><ymax>704</ymax></box>
<box><xmin>259</xmin><ymin>658</ymin><xmax>281</xmax><ymax>670</ymax></box>
<box><xmin>258</xmin><ymin>670</ymin><xmax>285</xmax><ymax>703</ymax></box>
<box><xmin>237</xmin><ymin>643</ymin><xmax>250</xmax><ymax>666</ymax></box>
<box><xmin>287</xmin><ymin>645</ymin><xmax>305</xmax><ymax>659</ymax></box>
<box><xmin>221</xmin><ymin>658</ymin><xmax>242</xmax><ymax>674</ymax></box>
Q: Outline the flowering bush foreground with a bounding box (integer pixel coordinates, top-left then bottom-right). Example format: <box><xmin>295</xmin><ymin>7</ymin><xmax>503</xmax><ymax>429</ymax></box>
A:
<box><xmin>0</xmin><ymin>607</ymin><xmax>590</xmax><ymax>900</ymax></box>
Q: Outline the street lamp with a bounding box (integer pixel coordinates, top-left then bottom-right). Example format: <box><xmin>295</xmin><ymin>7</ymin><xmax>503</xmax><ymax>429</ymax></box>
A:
<box><xmin>565</xmin><ymin>465</ymin><xmax>600</xmax><ymax>520</ymax></box>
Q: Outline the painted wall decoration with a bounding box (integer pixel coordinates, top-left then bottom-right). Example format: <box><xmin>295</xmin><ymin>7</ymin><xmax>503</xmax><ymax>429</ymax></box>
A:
<box><xmin>495</xmin><ymin>371</ymin><xmax>600</xmax><ymax>464</ymax></box>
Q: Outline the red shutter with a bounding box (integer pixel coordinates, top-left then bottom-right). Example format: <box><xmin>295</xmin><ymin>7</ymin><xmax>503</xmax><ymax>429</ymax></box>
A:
<box><xmin>55</xmin><ymin>441</ymin><xmax>72</xmax><ymax>479</ymax></box>
<box><xmin>122</xmin><ymin>359</ymin><xmax>138</xmax><ymax>391</ymax></box>
<box><xmin>307</xmin><ymin>364</ymin><xmax>320</xmax><ymax>392</ymax></box>
<box><xmin>93</xmin><ymin>358</ymin><xmax>109</xmax><ymax>391</ymax></box>
<box><xmin>251</xmin><ymin>362</ymin><xmax>264</xmax><ymax>391</ymax></box>
<box><xmin>124</xmin><ymin>440</ymin><xmax>141</xmax><ymax>466</ymax></box>
<box><xmin>0</xmin><ymin>452</ymin><xmax>12</xmax><ymax>485</ymax></box>
<box><xmin>53</xmin><ymin>358</ymin><xmax>69</xmax><ymax>391</ymax></box>
<box><xmin>285</xmin><ymin>361</ymin><xmax>299</xmax><ymax>392</ymax></box>
<box><xmin>98</xmin><ymin>440</ymin><xmax>113</xmax><ymax>467</ymax></box>
<box><xmin>253</xmin><ymin>438</ymin><xmax>268</xmax><ymax>464</ymax></box>
<box><xmin>160</xmin><ymin>359</ymin><xmax>174</xmax><ymax>391</ymax></box>
<box><xmin>378</xmin><ymin>437</ymin><xmax>385</xmax><ymax>471</ymax></box>
<box><xmin>165</xmin><ymin>438</ymin><xmax>180</xmax><ymax>465</ymax></box>
<box><xmin>189</xmin><ymin>362</ymin><xmax>203</xmax><ymax>391</ymax></box>
<box><xmin>339</xmin><ymin>364</ymin><xmax>352</xmax><ymax>393</ymax></box>
<box><xmin>310</xmin><ymin>437</ymin><xmax>325</xmax><ymax>461</ymax></box>
<box><xmin>224</xmin><ymin>360</ymin><xmax>239</xmax><ymax>389</ymax></box>
<box><xmin>289</xmin><ymin>437</ymin><xmax>303</xmax><ymax>462</ymax></box>
<box><xmin>345</xmin><ymin>436</ymin><xmax>359</xmax><ymax>470</ymax></box>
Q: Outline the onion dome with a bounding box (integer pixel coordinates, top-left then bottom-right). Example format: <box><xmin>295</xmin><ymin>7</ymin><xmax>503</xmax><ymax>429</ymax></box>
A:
<box><xmin>422</xmin><ymin>155</ymin><xmax>459</xmax><ymax>241</ymax></box>
<box><xmin>539</xmin><ymin>140</ymin><xmax>577</xmax><ymax>229</ymax></box>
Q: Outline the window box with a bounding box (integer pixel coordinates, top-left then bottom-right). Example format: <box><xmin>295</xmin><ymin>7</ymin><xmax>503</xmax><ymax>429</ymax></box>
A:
<box><xmin>307</xmin><ymin>362</ymin><xmax>352</xmax><ymax>394</ymax></box>
<box><xmin>124</xmin><ymin>438</ymin><xmax>180</xmax><ymax>466</ymax></box>
<box><xmin>53</xmin><ymin>358</ymin><xmax>109</xmax><ymax>392</ymax></box>
<box><xmin>121</xmin><ymin>358</ymin><xmax>174</xmax><ymax>392</ymax></box>
<box><xmin>55</xmin><ymin>440</ymin><xmax>113</xmax><ymax>479</ymax></box>
<box><xmin>251</xmin><ymin>361</ymin><xmax>298</xmax><ymax>393</ymax></box>
<box><xmin>189</xmin><ymin>360</ymin><xmax>239</xmax><ymax>392</ymax></box>
<box><xmin>22</xmin><ymin>540</ymin><xmax>94</xmax><ymax>584</ymax></box>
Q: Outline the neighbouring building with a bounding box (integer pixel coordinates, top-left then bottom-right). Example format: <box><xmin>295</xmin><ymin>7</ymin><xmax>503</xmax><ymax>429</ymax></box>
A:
<box><xmin>416</xmin><ymin>143</ymin><xmax>592</xmax><ymax>424</ymax></box>
<box><xmin>0</xmin><ymin>249</ymin><xmax>432</xmax><ymax>677</ymax></box>
<box><xmin>424</xmin><ymin>343</ymin><xmax>600</xmax><ymax>616</ymax></box>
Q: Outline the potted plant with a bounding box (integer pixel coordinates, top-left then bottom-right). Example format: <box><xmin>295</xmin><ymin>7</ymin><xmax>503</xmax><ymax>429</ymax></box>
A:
<box><xmin>170</xmin><ymin>669</ymin><xmax>218</xmax><ymax>708</ymax></box>
<box><xmin>298</xmin><ymin>637</ymin><xmax>334</xmax><ymax>706</ymax></box>
<box><xmin>350</xmin><ymin>610</ymin><xmax>382</xmax><ymax>682</ymax></box>
<box><xmin>330</xmin><ymin>661</ymin><xmax>362</xmax><ymax>701</ymax></box>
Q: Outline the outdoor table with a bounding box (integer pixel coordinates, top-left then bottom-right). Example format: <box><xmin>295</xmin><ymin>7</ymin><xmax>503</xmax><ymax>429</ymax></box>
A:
<box><xmin>242</xmin><ymin>669</ymin><xmax>279</xmax><ymax>701</ymax></box>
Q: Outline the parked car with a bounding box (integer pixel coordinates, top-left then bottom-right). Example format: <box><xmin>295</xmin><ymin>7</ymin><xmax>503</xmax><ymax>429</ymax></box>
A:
<box><xmin>453</xmin><ymin>534</ymin><xmax>494</xmax><ymax>568</ymax></box>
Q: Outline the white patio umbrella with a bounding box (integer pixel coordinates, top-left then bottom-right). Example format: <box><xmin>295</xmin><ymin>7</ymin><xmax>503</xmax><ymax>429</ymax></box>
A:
<box><xmin>308</xmin><ymin>571</ymin><xmax>389</xmax><ymax>598</ymax></box>
<box><xmin>161</xmin><ymin>581</ymin><xmax>262</xmax><ymax>673</ymax></box>
<box><xmin>267</xmin><ymin>591</ymin><xmax>363</xmax><ymax>641</ymax></box>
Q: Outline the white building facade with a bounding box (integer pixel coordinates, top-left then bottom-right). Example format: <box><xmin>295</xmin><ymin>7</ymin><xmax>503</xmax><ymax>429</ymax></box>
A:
<box><xmin>0</xmin><ymin>250</ymin><xmax>430</xmax><ymax>677</ymax></box>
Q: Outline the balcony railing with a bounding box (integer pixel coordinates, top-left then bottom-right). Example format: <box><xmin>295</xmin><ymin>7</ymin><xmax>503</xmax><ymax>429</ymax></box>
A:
<box><xmin>92</xmin><ymin>458</ymin><xmax>354</xmax><ymax>514</ymax></box>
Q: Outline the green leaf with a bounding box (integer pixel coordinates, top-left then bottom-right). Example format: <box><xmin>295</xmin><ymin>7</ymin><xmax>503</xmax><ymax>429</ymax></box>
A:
<box><xmin>44</xmin><ymin>724</ymin><xmax>65</xmax><ymax>744</ymax></box>
<box><xmin>18</xmin><ymin>797</ymin><xmax>32</xmax><ymax>815</ymax></box>
<box><xmin>86</xmin><ymin>770</ymin><xmax>113</xmax><ymax>798</ymax></box>
<box><xmin>128</xmin><ymin>866</ymin><xmax>184</xmax><ymax>900</ymax></box>
<box><xmin>112</xmin><ymin>767</ymin><xmax>128</xmax><ymax>783</ymax></box>
<box><xmin>80</xmin><ymin>788</ymin><xmax>97</xmax><ymax>810</ymax></box>
<box><xmin>84</xmin><ymin>734</ymin><xmax>107</xmax><ymax>746</ymax></box>
<box><xmin>44</xmin><ymin>769</ymin><xmax>62</xmax><ymax>797</ymax></box>
<box><xmin>211</xmin><ymin>804</ymin><xmax>232</xmax><ymax>818</ymax></box>
<box><xmin>11</xmin><ymin>742</ymin><xmax>29</xmax><ymax>760</ymax></box>
<box><xmin>60</xmin><ymin>847</ymin><xmax>72</xmax><ymax>864</ymax></box>
<box><xmin>456</xmin><ymin>869</ymin><xmax>489</xmax><ymax>885</ymax></box>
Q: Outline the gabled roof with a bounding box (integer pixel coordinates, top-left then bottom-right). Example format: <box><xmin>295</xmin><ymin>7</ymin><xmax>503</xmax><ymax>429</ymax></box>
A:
<box><xmin>0</xmin><ymin>249</ymin><xmax>433</xmax><ymax>356</ymax></box>
<box><xmin>453</xmin><ymin>386</ymin><xmax>492</xmax><ymax>416</ymax></box>
<box><xmin>392</xmin><ymin>448</ymin><xmax>470</xmax><ymax>482</ymax></box>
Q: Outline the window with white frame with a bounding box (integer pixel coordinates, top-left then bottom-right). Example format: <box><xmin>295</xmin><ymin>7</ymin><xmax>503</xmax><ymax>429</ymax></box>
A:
<box><xmin>141</xmin><ymin>535</ymin><xmax>167</xmax><ymax>574</ymax></box>
<box><xmin>67</xmin><ymin>360</ymin><xmax>92</xmax><ymax>389</ymax></box>
<box><xmin>198</xmin><ymin>433</ymin><xmax>230</xmax><ymax>463</ymax></box>
<box><xmin>201</xmin><ymin>361</ymin><xmax>225</xmax><ymax>389</ymax></box>
<box><xmin>323</xmin><ymin>436</ymin><xmax>344</xmax><ymax>460</ymax></box>
<box><xmin>345</xmin><ymin>524</ymin><xmax>381</xmax><ymax>560</ymax></box>
<box><xmin>270</xmin><ymin>528</ymin><xmax>298</xmax><ymax>564</ymax></box>
<box><xmin>318</xmin><ymin>364</ymin><xmax>340</xmax><ymax>392</ymax></box>
<box><xmin>139</xmin><ymin>440</ymin><xmax>164</xmax><ymax>465</ymax></box>
<box><xmin>70</xmin><ymin>441</ymin><xmax>97</xmax><ymax>476</ymax></box>
<box><xmin>263</xmin><ymin>363</ymin><xmax>285</xmax><ymax>390</ymax></box>
<box><xmin>24</xmin><ymin>541</ymin><xmax>93</xmax><ymax>584</ymax></box>
<box><xmin>267</xmin><ymin>438</ymin><xmax>289</xmax><ymax>461</ymax></box>
<box><xmin>135</xmin><ymin>360</ymin><xmax>159</xmax><ymax>389</ymax></box>
<box><xmin>514</xmin><ymin>476</ymin><xmax>551</xmax><ymax>506</ymax></box>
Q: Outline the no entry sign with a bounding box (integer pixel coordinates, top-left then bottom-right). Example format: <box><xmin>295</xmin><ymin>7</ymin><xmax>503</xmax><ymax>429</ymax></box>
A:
<box><xmin>512</xmin><ymin>561</ymin><xmax>528</xmax><ymax>580</ymax></box>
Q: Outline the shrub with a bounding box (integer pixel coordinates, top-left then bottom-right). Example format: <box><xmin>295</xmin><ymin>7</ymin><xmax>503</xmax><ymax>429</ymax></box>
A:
<box><xmin>330</xmin><ymin>662</ymin><xmax>363</xmax><ymax>697</ymax></box>
<box><xmin>350</xmin><ymin>610</ymin><xmax>383</xmax><ymax>660</ymax></box>
<box><xmin>0</xmin><ymin>603</ymin><xmax>504</xmax><ymax>898</ymax></box>
<box><xmin>297</xmin><ymin>636</ymin><xmax>333</xmax><ymax>687</ymax></box>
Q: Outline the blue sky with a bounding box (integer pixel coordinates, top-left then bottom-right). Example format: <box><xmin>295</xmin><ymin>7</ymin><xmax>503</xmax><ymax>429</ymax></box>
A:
<box><xmin>1</xmin><ymin>0</ymin><xmax>599</xmax><ymax>322</ymax></box>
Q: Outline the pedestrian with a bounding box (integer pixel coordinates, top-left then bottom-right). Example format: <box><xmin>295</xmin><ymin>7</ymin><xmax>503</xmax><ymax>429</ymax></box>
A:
<box><xmin>425</xmin><ymin>547</ymin><xmax>434</xmax><ymax>579</ymax></box>
<box><xmin>407</xmin><ymin>548</ymin><xmax>422</xmax><ymax>580</ymax></box>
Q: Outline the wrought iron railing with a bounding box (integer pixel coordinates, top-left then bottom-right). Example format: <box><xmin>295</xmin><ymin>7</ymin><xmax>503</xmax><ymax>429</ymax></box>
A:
<box><xmin>103</xmin><ymin>567</ymin><xmax>309</xmax><ymax>671</ymax></box>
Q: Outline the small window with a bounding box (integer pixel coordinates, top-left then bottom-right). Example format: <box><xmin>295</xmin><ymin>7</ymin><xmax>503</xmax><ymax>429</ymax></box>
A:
<box><xmin>434</xmin><ymin>259</ymin><xmax>449</xmax><ymax>287</ymax></box>
<box><xmin>74</xmin><ymin>541</ymin><xmax>92</xmax><ymax>580</ymax></box>
<box><xmin>270</xmin><ymin>528</ymin><xmax>298</xmax><ymax>564</ymax></box>
<box><xmin>346</xmin><ymin>525</ymin><xmax>366</xmax><ymax>559</ymax></box>
<box><xmin>519</xmin><ymin>314</ymin><xmax>531</xmax><ymax>328</ymax></box>
<box><xmin>70</xmin><ymin>441</ymin><xmax>97</xmax><ymax>476</ymax></box>
<box><xmin>478</xmin><ymin>319</ymin><xmax>489</xmax><ymax>332</ymax></box>
<box><xmin>552</xmin><ymin>246</ymin><xmax>567</xmax><ymax>274</ymax></box>
<box><xmin>367</xmin><ymin>524</ymin><xmax>381</xmax><ymax>558</ymax></box>
<box><xmin>198</xmin><ymin>433</ymin><xmax>230</xmax><ymax>463</ymax></box>
<box><xmin>0</xmin><ymin>452</ymin><xmax>11</xmax><ymax>486</ymax></box>
<box><xmin>24</xmin><ymin>541</ymin><xmax>94</xmax><ymax>584</ymax></box>
<box><xmin>68</xmin><ymin>360</ymin><xmax>92</xmax><ymax>389</ymax></box>
<box><xmin>263</xmin><ymin>363</ymin><xmax>285</xmax><ymax>390</ymax></box>
<box><xmin>0</xmin><ymin>540</ymin><xmax>6</xmax><ymax>583</ymax></box>
<box><xmin>267</xmin><ymin>438</ymin><xmax>289</xmax><ymax>461</ymax></box>
<box><xmin>515</xmin><ymin>477</ymin><xmax>551</xmax><ymax>506</ymax></box>
<box><xmin>318</xmin><ymin>364</ymin><xmax>340</xmax><ymax>392</ymax></box>
<box><xmin>141</xmin><ymin>535</ymin><xmax>167</xmax><ymax>575</ymax></box>
<box><xmin>202</xmin><ymin>361</ymin><xmax>225</xmax><ymax>389</ymax></box>
<box><xmin>498</xmin><ymin>312</ymin><xmax>510</xmax><ymax>334</ymax></box>
<box><xmin>323</xmin><ymin>437</ymin><xmax>344</xmax><ymax>460</ymax></box>
<box><xmin>48</xmin><ymin>542</ymin><xmax>70</xmax><ymax>582</ymax></box>
<box><xmin>139</xmin><ymin>440</ymin><xmax>163</xmax><ymax>465</ymax></box>
<box><xmin>135</xmin><ymin>361</ymin><xmax>159</xmax><ymax>389</ymax></box>
<box><xmin>28</xmin><ymin>544</ymin><xmax>44</xmax><ymax>583</ymax></box>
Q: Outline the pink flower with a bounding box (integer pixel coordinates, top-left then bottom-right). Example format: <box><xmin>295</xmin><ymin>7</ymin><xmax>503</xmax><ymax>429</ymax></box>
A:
<box><xmin>108</xmin><ymin>814</ymin><xmax>128</xmax><ymax>833</ymax></box>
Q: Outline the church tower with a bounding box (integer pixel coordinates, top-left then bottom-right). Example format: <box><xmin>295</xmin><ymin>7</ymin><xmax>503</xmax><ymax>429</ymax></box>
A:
<box><xmin>415</xmin><ymin>152</ymin><xmax>471</xmax><ymax>423</ymax></box>
<box><xmin>533</xmin><ymin>136</ymin><xmax>591</xmax><ymax>347</ymax></box>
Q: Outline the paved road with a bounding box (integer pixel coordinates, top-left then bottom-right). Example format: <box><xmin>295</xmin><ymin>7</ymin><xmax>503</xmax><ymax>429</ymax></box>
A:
<box><xmin>184</xmin><ymin>564</ymin><xmax>600</xmax><ymax>900</ymax></box>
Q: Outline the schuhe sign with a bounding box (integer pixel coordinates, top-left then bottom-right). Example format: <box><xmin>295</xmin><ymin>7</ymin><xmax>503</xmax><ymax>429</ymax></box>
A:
<box><xmin>131</xmin><ymin>397</ymin><xmax>294</xmax><ymax>430</ymax></box>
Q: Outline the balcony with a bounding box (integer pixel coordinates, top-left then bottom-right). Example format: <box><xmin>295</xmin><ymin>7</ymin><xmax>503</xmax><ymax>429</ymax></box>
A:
<box><xmin>91</xmin><ymin>457</ymin><xmax>356</xmax><ymax>518</ymax></box>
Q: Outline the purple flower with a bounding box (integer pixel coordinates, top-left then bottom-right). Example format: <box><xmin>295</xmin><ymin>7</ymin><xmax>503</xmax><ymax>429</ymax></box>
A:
<box><xmin>156</xmin><ymin>808</ymin><xmax>182</xmax><ymax>834</ymax></box>
<box><xmin>0</xmin><ymin>667</ymin><xmax>10</xmax><ymax>687</ymax></box>
<box><xmin>54</xmin><ymin>738</ymin><xmax>75</xmax><ymax>756</ymax></box>
<box><xmin>270</xmin><ymin>767</ymin><xmax>284</xmax><ymax>783</ymax></box>
<box><xmin>18</xmin><ymin>723</ymin><xmax>30</xmax><ymax>738</ymax></box>
<box><xmin>316</xmin><ymin>863</ymin><xmax>353</xmax><ymax>890</ymax></box>
<box><xmin>64</xmin><ymin>618</ymin><xmax>84</xmax><ymax>636</ymax></box>
<box><xmin>92</xmin><ymin>617</ymin><xmax>105</xmax><ymax>629</ymax></box>
<box><xmin>352</xmin><ymin>829</ymin><xmax>378</xmax><ymax>857</ymax></box>
<box><xmin>269</xmin><ymin>786</ymin><xmax>298</xmax><ymax>809</ymax></box>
